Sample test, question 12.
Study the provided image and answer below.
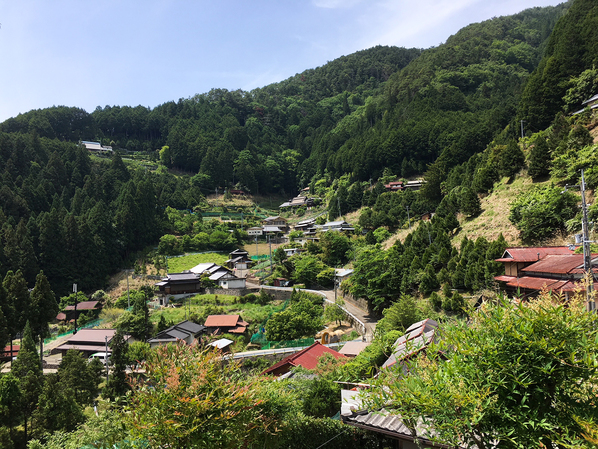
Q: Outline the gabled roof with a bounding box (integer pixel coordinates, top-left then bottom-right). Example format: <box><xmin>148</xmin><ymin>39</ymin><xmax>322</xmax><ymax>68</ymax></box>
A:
<box><xmin>296</xmin><ymin>218</ymin><xmax>316</xmax><ymax>226</ymax></box>
<box><xmin>262</xmin><ymin>342</ymin><xmax>346</xmax><ymax>375</ymax></box>
<box><xmin>148</xmin><ymin>320</ymin><xmax>205</xmax><ymax>344</ymax></box>
<box><xmin>204</xmin><ymin>314</ymin><xmax>244</xmax><ymax>328</ymax></box>
<box><xmin>339</xmin><ymin>340</ymin><xmax>370</xmax><ymax>357</ymax></box>
<box><xmin>583</xmin><ymin>93</ymin><xmax>598</xmax><ymax>105</ymax></box>
<box><xmin>521</xmin><ymin>254</ymin><xmax>598</xmax><ymax>275</ymax></box>
<box><xmin>382</xmin><ymin>319</ymin><xmax>438</xmax><ymax>370</ymax></box>
<box><xmin>64</xmin><ymin>300</ymin><xmax>101</xmax><ymax>311</ymax></box>
<box><xmin>263</xmin><ymin>216</ymin><xmax>286</xmax><ymax>222</ymax></box>
<box><xmin>263</xmin><ymin>226</ymin><xmax>282</xmax><ymax>232</ymax></box>
<box><xmin>229</xmin><ymin>249</ymin><xmax>248</xmax><ymax>256</ymax></box>
<box><xmin>166</xmin><ymin>272</ymin><xmax>200</xmax><ymax>282</ymax></box>
<box><xmin>209</xmin><ymin>271</ymin><xmax>239</xmax><ymax>281</ymax></box>
<box><xmin>496</xmin><ymin>247</ymin><xmax>573</xmax><ymax>263</ymax></box>
<box><xmin>189</xmin><ymin>263</ymin><xmax>220</xmax><ymax>275</ymax></box>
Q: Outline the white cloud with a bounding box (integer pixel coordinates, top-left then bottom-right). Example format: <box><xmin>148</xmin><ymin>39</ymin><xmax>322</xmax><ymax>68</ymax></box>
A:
<box><xmin>358</xmin><ymin>0</ymin><xmax>481</xmax><ymax>49</ymax></box>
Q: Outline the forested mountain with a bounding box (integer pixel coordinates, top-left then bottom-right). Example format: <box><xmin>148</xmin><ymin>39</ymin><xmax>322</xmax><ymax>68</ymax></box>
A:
<box><xmin>519</xmin><ymin>0</ymin><xmax>598</xmax><ymax>130</ymax></box>
<box><xmin>1</xmin><ymin>4</ymin><xmax>568</xmax><ymax>196</ymax></box>
<box><xmin>0</xmin><ymin>0</ymin><xmax>590</xmax><ymax>298</ymax></box>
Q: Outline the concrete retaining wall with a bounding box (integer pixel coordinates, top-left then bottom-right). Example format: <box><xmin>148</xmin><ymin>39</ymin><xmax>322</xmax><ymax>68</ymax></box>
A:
<box><xmin>205</xmin><ymin>287</ymin><xmax>259</xmax><ymax>297</ymax></box>
<box><xmin>342</xmin><ymin>292</ymin><xmax>371</xmax><ymax>315</ymax></box>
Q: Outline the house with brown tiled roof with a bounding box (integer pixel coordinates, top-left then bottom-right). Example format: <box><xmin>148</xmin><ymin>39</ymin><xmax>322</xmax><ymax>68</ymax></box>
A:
<box><xmin>54</xmin><ymin>329</ymin><xmax>132</xmax><ymax>357</ymax></box>
<box><xmin>495</xmin><ymin>248</ymin><xmax>598</xmax><ymax>299</ymax></box>
<box><xmin>204</xmin><ymin>315</ymin><xmax>248</xmax><ymax>335</ymax></box>
<box><xmin>262</xmin><ymin>341</ymin><xmax>346</xmax><ymax>376</ymax></box>
<box><xmin>56</xmin><ymin>300</ymin><xmax>103</xmax><ymax>323</ymax></box>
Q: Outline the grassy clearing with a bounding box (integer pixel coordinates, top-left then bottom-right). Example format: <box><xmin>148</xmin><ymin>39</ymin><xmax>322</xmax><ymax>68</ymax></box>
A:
<box><xmin>454</xmin><ymin>174</ymin><xmax>549</xmax><ymax>246</ymax></box>
<box><xmin>167</xmin><ymin>252</ymin><xmax>228</xmax><ymax>273</ymax></box>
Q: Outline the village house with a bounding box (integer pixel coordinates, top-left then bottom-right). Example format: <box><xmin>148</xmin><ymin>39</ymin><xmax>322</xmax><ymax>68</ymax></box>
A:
<box><xmin>384</xmin><ymin>181</ymin><xmax>404</xmax><ymax>191</ymax></box>
<box><xmin>154</xmin><ymin>272</ymin><xmax>202</xmax><ymax>297</ymax></box>
<box><xmin>56</xmin><ymin>300</ymin><xmax>102</xmax><ymax>323</ymax></box>
<box><xmin>80</xmin><ymin>140</ymin><xmax>113</xmax><ymax>153</ymax></box>
<box><xmin>246</xmin><ymin>226</ymin><xmax>264</xmax><ymax>236</ymax></box>
<box><xmin>208</xmin><ymin>270</ymin><xmax>246</xmax><ymax>289</ymax></box>
<box><xmin>147</xmin><ymin>320</ymin><xmax>206</xmax><ymax>349</ymax></box>
<box><xmin>204</xmin><ymin>314</ymin><xmax>249</xmax><ymax>335</ymax></box>
<box><xmin>262</xmin><ymin>341</ymin><xmax>346</xmax><ymax>376</ymax></box>
<box><xmin>381</xmin><ymin>319</ymin><xmax>438</xmax><ymax>371</ymax></box>
<box><xmin>226</xmin><ymin>249</ymin><xmax>252</xmax><ymax>270</ymax></box>
<box><xmin>279</xmin><ymin>196</ymin><xmax>315</xmax><ymax>209</ymax></box>
<box><xmin>54</xmin><ymin>329</ymin><xmax>132</xmax><ymax>357</ymax></box>
<box><xmin>320</xmin><ymin>220</ymin><xmax>355</xmax><ymax>233</ymax></box>
<box><xmin>494</xmin><ymin>247</ymin><xmax>598</xmax><ymax>300</ymax></box>
<box><xmin>262</xmin><ymin>216</ymin><xmax>289</xmax><ymax>232</ymax></box>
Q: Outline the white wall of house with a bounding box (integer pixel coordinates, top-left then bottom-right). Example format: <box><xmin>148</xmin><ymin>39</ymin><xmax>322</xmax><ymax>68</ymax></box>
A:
<box><xmin>219</xmin><ymin>278</ymin><xmax>246</xmax><ymax>289</ymax></box>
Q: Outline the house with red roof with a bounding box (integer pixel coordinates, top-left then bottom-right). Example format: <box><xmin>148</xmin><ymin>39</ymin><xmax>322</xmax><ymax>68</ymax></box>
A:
<box><xmin>495</xmin><ymin>247</ymin><xmax>598</xmax><ymax>299</ymax></box>
<box><xmin>262</xmin><ymin>342</ymin><xmax>347</xmax><ymax>376</ymax></box>
<box><xmin>204</xmin><ymin>314</ymin><xmax>248</xmax><ymax>335</ymax></box>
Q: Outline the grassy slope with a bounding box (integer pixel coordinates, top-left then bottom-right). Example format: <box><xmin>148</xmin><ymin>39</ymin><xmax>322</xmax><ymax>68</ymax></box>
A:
<box><xmin>453</xmin><ymin>173</ymin><xmax>549</xmax><ymax>247</ymax></box>
<box><xmin>167</xmin><ymin>252</ymin><xmax>228</xmax><ymax>273</ymax></box>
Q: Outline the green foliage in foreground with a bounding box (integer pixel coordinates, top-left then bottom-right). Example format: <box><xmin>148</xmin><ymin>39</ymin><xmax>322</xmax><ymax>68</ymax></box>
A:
<box><xmin>368</xmin><ymin>293</ymin><xmax>598</xmax><ymax>449</ymax></box>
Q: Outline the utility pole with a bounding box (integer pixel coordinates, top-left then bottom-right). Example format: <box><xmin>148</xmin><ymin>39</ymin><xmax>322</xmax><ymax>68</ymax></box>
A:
<box><xmin>406</xmin><ymin>206</ymin><xmax>411</xmax><ymax>229</ymax></box>
<box><xmin>520</xmin><ymin>120</ymin><xmax>525</xmax><ymax>140</ymax></box>
<box><xmin>105</xmin><ymin>335</ymin><xmax>109</xmax><ymax>382</ymax></box>
<box><xmin>580</xmin><ymin>170</ymin><xmax>595</xmax><ymax>311</ymax></box>
<box><xmin>73</xmin><ymin>283</ymin><xmax>78</xmax><ymax>334</ymax></box>
<box><xmin>268</xmin><ymin>234</ymin><xmax>273</xmax><ymax>273</ymax></box>
<box><xmin>564</xmin><ymin>169</ymin><xmax>595</xmax><ymax>311</ymax></box>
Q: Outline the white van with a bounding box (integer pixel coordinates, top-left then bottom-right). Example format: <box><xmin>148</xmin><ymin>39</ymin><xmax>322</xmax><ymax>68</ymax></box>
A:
<box><xmin>89</xmin><ymin>352</ymin><xmax>111</xmax><ymax>365</ymax></box>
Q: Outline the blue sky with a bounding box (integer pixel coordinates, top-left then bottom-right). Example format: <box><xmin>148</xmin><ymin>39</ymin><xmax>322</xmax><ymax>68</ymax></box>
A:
<box><xmin>0</xmin><ymin>0</ymin><xmax>564</xmax><ymax>122</ymax></box>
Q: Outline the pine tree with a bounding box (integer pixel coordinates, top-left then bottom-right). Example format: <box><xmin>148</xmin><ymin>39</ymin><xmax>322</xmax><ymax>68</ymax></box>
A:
<box><xmin>29</xmin><ymin>271</ymin><xmax>58</xmax><ymax>367</ymax></box>
<box><xmin>499</xmin><ymin>141</ymin><xmax>526</xmax><ymax>179</ymax></box>
<box><xmin>103</xmin><ymin>330</ymin><xmax>129</xmax><ymax>401</ymax></box>
<box><xmin>528</xmin><ymin>135</ymin><xmax>552</xmax><ymax>180</ymax></box>
<box><xmin>58</xmin><ymin>350</ymin><xmax>102</xmax><ymax>407</ymax></box>
<box><xmin>11</xmin><ymin>321</ymin><xmax>42</xmax><ymax>440</ymax></box>
<box><xmin>3</xmin><ymin>270</ymin><xmax>29</xmax><ymax>353</ymax></box>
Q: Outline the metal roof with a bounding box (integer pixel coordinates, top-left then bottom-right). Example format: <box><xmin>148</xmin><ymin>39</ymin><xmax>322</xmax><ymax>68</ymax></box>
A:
<box><xmin>504</xmin><ymin>276</ymin><xmax>568</xmax><ymax>290</ymax></box>
<box><xmin>64</xmin><ymin>300</ymin><xmax>100</xmax><ymax>311</ymax></box>
<box><xmin>496</xmin><ymin>247</ymin><xmax>573</xmax><ymax>263</ymax></box>
<box><xmin>209</xmin><ymin>338</ymin><xmax>234</xmax><ymax>349</ymax></box>
<box><xmin>342</xmin><ymin>405</ymin><xmax>463</xmax><ymax>448</ymax></box>
<box><xmin>521</xmin><ymin>254</ymin><xmax>598</xmax><ymax>275</ymax></box>
<box><xmin>262</xmin><ymin>342</ymin><xmax>346</xmax><ymax>375</ymax></box>
<box><xmin>339</xmin><ymin>340</ymin><xmax>370</xmax><ymax>357</ymax></box>
<box><xmin>189</xmin><ymin>262</ymin><xmax>217</xmax><ymax>274</ymax></box>
<box><xmin>204</xmin><ymin>314</ymin><xmax>243</xmax><ymax>328</ymax></box>
<box><xmin>64</xmin><ymin>328</ymin><xmax>118</xmax><ymax>343</ymax></box>
<box><xmin>166</xmin><ymin>273</ymin><xmax>199</xmax><ymax>281</ymax></box>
